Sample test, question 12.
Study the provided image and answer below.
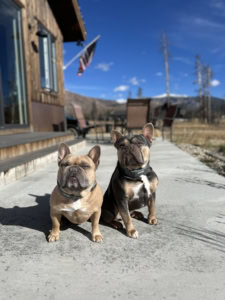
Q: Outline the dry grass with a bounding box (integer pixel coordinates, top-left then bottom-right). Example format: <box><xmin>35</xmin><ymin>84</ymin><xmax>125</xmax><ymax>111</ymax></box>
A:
<box><xmin>170</xmin><ymin>119</ymin><xmax>225</xmax><ymax>151</ymax></box>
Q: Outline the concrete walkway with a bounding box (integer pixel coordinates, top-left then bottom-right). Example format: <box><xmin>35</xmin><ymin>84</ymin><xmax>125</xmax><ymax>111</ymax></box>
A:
<box><xmin>0</xmin><ymin>139</ymin><xmax>225</xmax><ymax>300</ymax></box>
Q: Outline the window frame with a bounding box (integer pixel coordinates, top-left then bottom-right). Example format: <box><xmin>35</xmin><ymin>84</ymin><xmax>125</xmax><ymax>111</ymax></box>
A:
<box><xmin>38</xmin><ymin>23</ymin><xmax>58</xmax><ymax>93</ymax></box>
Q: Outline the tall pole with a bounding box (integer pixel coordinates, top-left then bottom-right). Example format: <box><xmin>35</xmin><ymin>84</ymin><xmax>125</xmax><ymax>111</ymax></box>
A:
<box><xmin>162</xmin><ymin>32</ymin><xmax>170</xmax><ymax>106</ymax></box>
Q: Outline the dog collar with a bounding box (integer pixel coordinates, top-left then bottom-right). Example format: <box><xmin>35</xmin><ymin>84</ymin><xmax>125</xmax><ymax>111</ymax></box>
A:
<box><xmin>117</xmin><ymin>162</ymin><xmax>152</xmax><ymax>181</ymax></box>
<box><xmin>57</xmin><ymin>181</ymin><xmax>97</xmax><ymax>201</ymax></box>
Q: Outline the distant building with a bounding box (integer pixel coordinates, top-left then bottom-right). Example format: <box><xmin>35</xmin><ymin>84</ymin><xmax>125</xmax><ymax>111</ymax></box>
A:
<box><xmin>0</xmin><ymin>0</ymin><xmax>86</xmax><ymax>134</ymax></box>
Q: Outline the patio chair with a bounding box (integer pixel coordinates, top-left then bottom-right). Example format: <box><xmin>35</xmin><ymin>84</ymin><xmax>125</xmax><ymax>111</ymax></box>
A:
<box><xmin>161</xmin><ymin>104</ymin><xmax>178</xmax><ymax>142</ymax></box>
<box><xmin>65</xmin><ymin>104</ymin><xmax>94</xmax><ymax>138</ymax></box>
<box><xmin>126</xmin><ymin>98</ymin><xmax>151</xmax><ymax>133</ymax></box>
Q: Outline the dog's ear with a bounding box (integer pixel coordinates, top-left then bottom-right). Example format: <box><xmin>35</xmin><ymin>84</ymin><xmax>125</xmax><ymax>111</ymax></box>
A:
<box><xmin>58</xmin><ymin>143</ymin><xmax>70</xmax><ymax>165</ymax></box>
<box><xmin>111</xmin><ymin>130</ymin><xmax>123</xmax><ymax>145</ymax></box>
<box><xmin>88</xmin><ymin>145</ymin><xmax>101</xmax><ymax>169</ymax></box>
<box><xmin>143</xmin><ymin>123</ymin><xmax>154</xmax><ymax>143</ymax></box>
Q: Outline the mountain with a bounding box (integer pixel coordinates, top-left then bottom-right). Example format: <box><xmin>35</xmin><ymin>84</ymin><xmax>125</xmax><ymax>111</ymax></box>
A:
<box><xmin>65</xmin><ymin>91</ymin><xmax>126</xmax><ymax>119</ymax></box>
<box><xmin>65</xmin><ymin>91</ymin><xmax>225</xmax><ymax>119</ymax></box>
<box><xmin>151</xmin><ymin>95</ymin><xmax>225</xmax><ymax>118</ymax></box>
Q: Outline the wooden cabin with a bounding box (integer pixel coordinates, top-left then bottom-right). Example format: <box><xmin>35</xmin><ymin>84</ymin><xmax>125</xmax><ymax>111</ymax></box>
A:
<box><xmin>0</xmin><ymin>0</ymin><xmax>86</xmax><ymax>134</ymax></box>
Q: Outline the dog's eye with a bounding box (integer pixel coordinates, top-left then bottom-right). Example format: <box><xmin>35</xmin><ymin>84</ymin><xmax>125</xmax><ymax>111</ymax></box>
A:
<box><xmin>131</xmin><ymin>139</ymin><xmax>143</xmax><ymax>146</ymax></box>
<box><xmin>61</xmin><ymin>162</ymin><xmax>69</xmax><ymax>167</ymax></box>
<box><xmin>137</xmin><ymin>141</ymin><xmax>144</xmax><ymax>146</ymax></box>
<box><xmin>119</xmin><ymin>143</ymin><xmax>125</xmax><ymax>148</ymax></box>
<box><xmin>81</xmin><ymin>165</ymin><xmax>90</xmax><ymax>169</ymax></box>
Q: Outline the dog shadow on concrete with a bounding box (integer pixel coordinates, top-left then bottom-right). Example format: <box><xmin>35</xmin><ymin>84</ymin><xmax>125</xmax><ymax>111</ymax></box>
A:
<box><xmin>0</xmin><ymin>194</ymin><xmax>93</xmax><ymax>242</ymax></box>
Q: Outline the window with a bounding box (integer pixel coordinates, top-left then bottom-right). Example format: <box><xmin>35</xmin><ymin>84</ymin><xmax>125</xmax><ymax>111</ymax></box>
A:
<box><xmin>38</xmin><ymin>24</ymin><xmax>58</xmax><ymax>92</ymax></box>
<box><xmin>0</xmin><ymin>0</ymin><xmax>28</xmax><ymax>126</ymax></box>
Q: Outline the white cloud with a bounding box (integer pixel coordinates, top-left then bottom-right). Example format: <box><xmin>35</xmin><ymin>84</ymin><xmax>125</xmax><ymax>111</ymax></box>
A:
<box><xmin>95</xmin><ymin>62</ymin><xmax>114</xmax><ymax>72</ymax></box>
<box><xmin>114</xmin><ymin>85</ymin><xmax>129</xmax><ymax>92</ymax></box>
<box><xmin>173</xmin><ymin>57</ymin><xmax>193</xmax><ymax>65</ymax></box>
<box><xmin>210</xmin><ymin>79</ymin><xmax>220</xmax><ymax>87</ymax></box>
<box><xmin>128</xmin><ymin>77</ymin><xmax>146</xmax><ymax>86</ymax></box>
<box><xmin>153</xmin><ymin>93</ymin><xmax>188</xmax><ymax>98</ymax></box>
<box><xmin>116</xmin><ymin>98</ymin><xmax>127</xmax><ymax>104</ymax></box>
<box><xmin>156</xmin><ymin>72</ymin><xmax>163</xmax><ymax>77</ymax></box>
<box><xmin>210</xmin><ymin>0</ymin><xmax>225</xmax><ymax>10</ymax></box>
<box><xmin>192</xmin><ymin>17</ymin><xmax>225</xmax><ymax>31</ymax></box>
<box><xmin>65</xmin><ymin>85</ymin><xmax>106</xmax><ymax>91</ymax></box>
<box><xmin>129</xmin><ymin>77</ymin><xmax>139</xmax><ymax>85</ymax></box>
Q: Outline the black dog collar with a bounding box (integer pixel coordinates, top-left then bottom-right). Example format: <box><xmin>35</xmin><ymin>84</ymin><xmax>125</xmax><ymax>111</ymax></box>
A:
<box><xmin>57</xmin><ymin>181</ymin><xmax>97</xmax><ymax>201</ymax></box>
<box><xmin>117</xmin><ymin>162</ymin><xmax>152</xmax><ymax>181</ymax></box>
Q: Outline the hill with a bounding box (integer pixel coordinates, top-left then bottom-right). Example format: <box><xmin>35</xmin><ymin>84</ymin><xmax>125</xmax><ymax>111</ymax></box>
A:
<box><xmin>65</xmin><ymin>91</ymin><xmax>225</xmax><ymax>119</ymax></box>
<box><xmin>65</xmin><ymin>91</ymin><xmax>126</xmax><ymax>119</ymax></box>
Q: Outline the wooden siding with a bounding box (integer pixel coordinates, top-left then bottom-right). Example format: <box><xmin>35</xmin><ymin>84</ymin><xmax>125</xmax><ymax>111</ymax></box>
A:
<box><xmin>15</xmin><ymin>0</ymin><xmax>65</xmax><ymax>131</ymax></box>
<box><xmin>32</xmin><ymin>102</ymin><xmax>65</xmax><ymax>132</ymax></box>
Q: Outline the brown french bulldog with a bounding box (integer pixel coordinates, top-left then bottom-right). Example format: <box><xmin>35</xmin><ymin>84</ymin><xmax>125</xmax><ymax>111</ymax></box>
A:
<box><xmin>101</xmin><ymin>123</ymin><xmax>158</xmax><ymax>238</ymax></box>
<box><xmin>48</xmin><ymin>143</ymin><xmax>103</xmax><ymax>243</ymax></box>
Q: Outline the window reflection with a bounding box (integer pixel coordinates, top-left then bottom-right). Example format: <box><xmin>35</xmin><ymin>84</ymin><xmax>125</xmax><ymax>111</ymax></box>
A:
<box><xmin>0</xmin><ymin>0</ymin><xmax>28</xmax><ymax>126</ymax></box>
<box><xmin>38</xmin><ymin>24</ymin><xmax>58</xmax><ymax>92</ymax></box>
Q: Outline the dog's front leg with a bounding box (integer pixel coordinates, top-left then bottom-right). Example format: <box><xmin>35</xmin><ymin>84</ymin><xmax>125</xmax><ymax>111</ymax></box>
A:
<box><xmin>48</xmin><ymin>212</ymin><xmax>62</xmax><ymax>242</ymax></box>
<box><xmin>91</xmin><ymin>209</ymin><xmax>103</xmax><ymax>243</ymax></box>
<box><xmin>147</xmin><ymin>192</ymin><xmax>158</xmax><ymax>225</ymax></box>
<box><xmin>118</xmin><ymin>198</ymin><xmax>139</xmax><ymax>239</ymax></box>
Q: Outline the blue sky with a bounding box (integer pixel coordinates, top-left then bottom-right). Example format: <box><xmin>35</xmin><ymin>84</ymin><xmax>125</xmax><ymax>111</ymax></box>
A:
<box><xmin>63</xmin><ymin>0</ymin><xmax>225</xmax><ymax>101</ymax></box>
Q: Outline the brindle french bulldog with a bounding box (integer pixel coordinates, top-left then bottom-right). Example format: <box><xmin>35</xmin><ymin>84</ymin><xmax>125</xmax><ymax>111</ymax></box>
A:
<box><xmin>101</xmin><ymin>123</ymin><xmax>158</xmax><ymax>238</ymax></box>
<box><xmin>48</xmin><ymin>143</ymin><xmax>103</xmax><ymax>243</ymax></box>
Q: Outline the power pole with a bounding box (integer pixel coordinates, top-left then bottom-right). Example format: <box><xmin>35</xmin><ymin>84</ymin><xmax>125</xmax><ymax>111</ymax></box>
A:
<box><xmin>161</xmin><ymin>32</ymin><xmax>170</xmax><ymax>106</ymax></box>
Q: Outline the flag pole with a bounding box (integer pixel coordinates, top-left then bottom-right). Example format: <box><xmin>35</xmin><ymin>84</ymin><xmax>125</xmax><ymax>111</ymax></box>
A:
<box><xmin>63</xmin><ymin>35</ymin><xmax>101</xmax><ymax>70</ymax></box>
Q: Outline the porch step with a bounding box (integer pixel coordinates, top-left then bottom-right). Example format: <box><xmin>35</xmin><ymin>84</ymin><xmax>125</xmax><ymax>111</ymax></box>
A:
<box><xmin>0</xmin><ymin>132</ymin><xmax>76</xmax><ymax>160</ymax></box>
<box><xmin>0</xmin><ymin>133</ymin><xmax>86</xmax><ymax>186</ymax></box>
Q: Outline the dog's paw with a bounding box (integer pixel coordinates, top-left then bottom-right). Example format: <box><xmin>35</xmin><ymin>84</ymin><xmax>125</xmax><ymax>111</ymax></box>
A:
<box><xmin>127</xmin><ymin>229</ymin><xmax>139</xmax><ymax>239</ymax></box>
<box><xmin>131</xmin><ymin>211</ymin><xmax>144</xmax><ymax>220</ymax></box>
<box><xmin>111</xmin><ymin>220</ymin><xmax>123</xmax><ymax>230</ymax></box>
<box><xmin>148</xmin><ymin>217</ymin><xmax>158</xmax><ymax>225</ymax></box>
<box><xmin>92</xmin><ymin>234</ymin><xmax>103</xmax><ymax>243</ymax></box>
<box><xmin>48</xmin><ymin>231</ymin><xmax>60</xmax><ymax>242</ymax></box>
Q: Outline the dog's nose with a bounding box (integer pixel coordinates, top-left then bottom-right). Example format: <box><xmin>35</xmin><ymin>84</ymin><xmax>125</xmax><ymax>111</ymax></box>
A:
<box><xmin>69</xmin><ymin>166</ymin><xmax>79</xmax><ymax>174</ymax></box>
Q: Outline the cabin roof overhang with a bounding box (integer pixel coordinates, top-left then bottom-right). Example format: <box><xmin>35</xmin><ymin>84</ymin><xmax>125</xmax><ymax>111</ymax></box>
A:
<box><xmin>47</xmin><ymin>0</ymin><xmax>86</xmax><ymax>42</ymax></box>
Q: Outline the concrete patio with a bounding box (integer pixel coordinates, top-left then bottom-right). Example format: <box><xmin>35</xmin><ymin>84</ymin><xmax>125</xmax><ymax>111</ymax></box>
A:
<box><xmin>0</xmin><ymin>139</ymin><xmax>225</xmax><ymax>300</ymax></box>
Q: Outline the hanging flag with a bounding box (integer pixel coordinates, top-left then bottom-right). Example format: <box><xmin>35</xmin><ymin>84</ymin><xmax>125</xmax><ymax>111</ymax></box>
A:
<box><xmin>77</xmin><ymin>38</ymin><xmax>98</xmax><ymax>76</ymax></box>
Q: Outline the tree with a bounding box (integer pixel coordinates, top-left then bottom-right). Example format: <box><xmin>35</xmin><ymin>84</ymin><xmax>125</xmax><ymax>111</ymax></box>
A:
<box><xmin>137</xmin><ymin>87</ymin><xmax>143</xmax><ymax>98</ymax></box>
<box><xmin>202</xmin><ymin>65</ymin><xmax>213</xmax><ymax>123</ymax></box>
<box><xmin>128</xmin><ymin>90</ymin><xmax>132</xmax><ymax>99</ymax></box>
<box><xmin>194</xmin><ymin>55</ymin><xmax>203</xmax><ymax>118</ymax></box>
<box><xmin>91</xmin><ymin>100</ymin><xmax>98</xmax><ymax>121</ymax></box>
<box><xmin>194</xmin><ymin>55</ymin><xmax>213</xmax><ymax>123</ymax></box>
<box><xmin>161</xmin><ymin>32</ymin><xmax>170</xmax><ymax>106</ymax></box>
